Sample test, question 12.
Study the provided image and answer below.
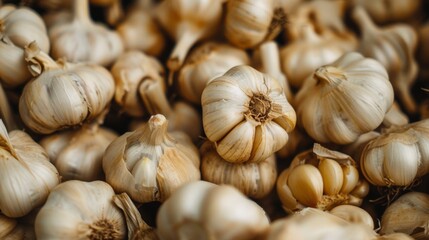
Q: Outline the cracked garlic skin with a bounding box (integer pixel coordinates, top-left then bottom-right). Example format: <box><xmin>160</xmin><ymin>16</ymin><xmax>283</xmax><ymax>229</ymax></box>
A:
<box><xmin>19</xmin><ymin>42</ymin><xmax>115</xmax><ymax>134</ymax></box>
<box><xmin>35</xmin><ymin>180</ymin><xmax>126</xmax><ymax>239</ymax></box>
<box><xmin>157</xmin><ymin>181</ymin><xmax>270</xmax><ymax>240</ymax></box>
<box><xmin>202</xmin><ymin>65</ymin><xmax>296</xmax><ymax>163</ymax></box>
<box><xmin>0</xmin><ymin>120</ymin><xmax>60</xmax><ymax>218</ymax></box>
<box><xmin>103</xmin><ymin>114</ymin><xmax>200</xmax><ymax>203</ymax></box>
<box><xmin>277</xmin><ymin>144</ymin><xmax>369</xmax><ymax>213</ymax></box>
<box><xmin>360</xmin><ymin>119</ymin><xmax>429</xmax><ymax>187</ymax></box>
<box><xmin>295</xmin><ymin>52</ymin><xmax>394</xmax><ymax>145</ymax></box>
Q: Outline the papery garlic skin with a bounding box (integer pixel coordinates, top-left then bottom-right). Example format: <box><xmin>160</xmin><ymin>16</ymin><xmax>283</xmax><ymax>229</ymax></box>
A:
<box><xmin>103</xmin><ymin>114</ymin><xmax>201</xmax><ymax>203</ymax></box>
<box><xmin>157</xmin><ymin>181</ymin><xmax>270</xmax><ymax>240</ymax></box>
<box><xmin>329</xmin><ymin>205</ymin><xmax>374</xmax><ymax>229</ymax></box>
<box><xmin>0</xmin><ymin>121</ymin><xmax>60</xmax><ymax>218</ymax></box>
<box><xmin>295</xmin><ymin>52</ymin><xmax>394</xmax><ymax>145</ymax></box>
<box><xmin>0</xmin><ymin>36</ymin><xmax>32</xmax><ymax>88</ymax></box>
<box><xmin>35</xmin><ymin>180</ymin><xmax>126</xmax><ymax>239</ymax></box>
<box><xmin>202</xmin><ymin>65</ymin><xmax>296</xmax><ymax>163</ymax></box>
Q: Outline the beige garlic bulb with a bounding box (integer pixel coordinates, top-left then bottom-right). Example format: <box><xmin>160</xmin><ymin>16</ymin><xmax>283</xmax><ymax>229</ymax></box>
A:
<box><xmin>0</xmin><ymin>120</ymin><xmax>60</xmax><ymax>218</ymax></box>
<box><xmin>111</xmin><ymin>50</ymin><xmax>165</xmax><ymax>117</ymax></box>
<box><xmin>156</xmin><ymin>0</ymin><xmax>223</xmax><ymax>71</ymax></box>
<box><xmin>103</xmin><ymin>114</ymin><xmax>200</xmax><ymax>203</ymax></box>
<box><xmin>157</xmin><ymin>180</ymin><xmax>270</xmax><ymax>240</ymax></box>
<box><xmin>202</xmin><ymin>65</ymin><xmax>296</xmax><ymax>163</ymax></box>
<box><xmin>295</xmin><ymin>52</ymin><xmax>394</xmax><ymax>145</ymax></box>
<box><xmin>0</xmin><ymin>4</ymin><xmax>50</xmax><ymax>53</ymax></box>
<box><xmin>49</xmin><ymin>0</ymin><xmax>123</xmax><ymax>66</ymax></box>
<box><xmin>0</xmin><ymin>36</ymin><xmax>32</xmax><ymax>88</ymax></box>
<box><xmin>178</xmin><ymin>41</ymin><xmax>250</xmax><ymax>105</ymax></box>
<box><xmin>352</xmin><ymin>7</ymin><xmax>418</xmax><ymax>113</ymax></box>
<box><xmin>200</xmin><ymin>141</ymin><xmax>277</xmax><ymax>199</ymax></box>
<box><xmin>360</xmin><ymin>119</ymin><xmax>429</xmax><ymax>187</ymax></box>
<box><xmin>19</xmin><ymin>42</ymin><xmax>115</xmax><ymax>134</ymax></box>
<box><xmin>40</xmin><ymin>122</ymin><xmax>118</xmax><ymax>181</ymax></box>
<box><xmin>225</xmin><ymin>0</ymin><xmax>274</xmax><ymax>49</ymax></box>
<box><xmin>277</xmin><ymin>144</ymin><xmax>369</xmax><ymax>213</ymax></box>
<box><xmin>35</xmin><ymin>180</ymin><xmax>126</xmax><ymax>239</ymax></box>
<box><xmin>380</xmin><ymin>192</ymin><xmax>429</xmax><ymax>240</ymax></box>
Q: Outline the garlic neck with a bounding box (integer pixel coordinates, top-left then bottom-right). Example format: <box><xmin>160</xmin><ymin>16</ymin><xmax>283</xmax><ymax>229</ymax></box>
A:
<box><xmin>139</xmin><ymin>80</ymin><xmax>173</xmax><ymax>117</ymax></box>
<box><xmin>301</xmin><ymin>25</ymin><xmax>321</xmax><ymax>43</ymax></box>
<box><xmin>74</xmin><ymin>0</ymin><xmax>92</xmax><ymax>25</ymax></box>
<box><xmin>138</xmin><ymin>114</ymin><xmax>170</xmax><ymax>145</ymax></box>
<box><xmin>352</xmin><ymin>7</ymin><xmax>378</xmax><ymax>35</ymax></box>
<box><xmin>24</xmin><ymin>42</ymin><xmax>60</xmax><ymax>76</ymax></box>
<box><xmin>314</xmin><ymin>66</ymin><xmax>346</xmax><ymax>86</ymax></box>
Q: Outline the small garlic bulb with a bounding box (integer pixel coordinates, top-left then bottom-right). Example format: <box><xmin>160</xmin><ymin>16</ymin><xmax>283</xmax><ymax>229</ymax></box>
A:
<box><xmin>178</xmin><ymin>41</ymin><xmax>250</xmax><ymax>105</ymax></box>
<box><xmin>277</xmin><ymin>144</ymin><xmax>369</xmax><ymax>212</ymax></box>
<box><xmin>360</xmin><ymin>119</ymin><xmax>429</xmax><ymax>187</ymax></box>
<box><xmin>202</xmin><ymin>65</ymin><xmax>296</xmax><ymax>163</ymax></box>
<box><xmin>0</xmin><ymin>4</ymin><xmax>50</xmax><ymax>53</ymax></box>
<box><xmin>0</xmin><ymin>36</ymin><xmax>32</xmax><ymax>88</ymax></box>
<box><xmin>380</xmin><ymin>192</ymin><xmax>429</xmax><ymax>239</ymax></box>
<box><xmin>200</xmin><ymin>141</ymin><xmax>277</xmax><ymax>199</ymax></box>
<box><xmin>0</xmin><ymin>120</ymin><xmax>60</xmax><ymax>218</ymax></box>
<box><xmin>224</xmin><ymin>0</ymin><xmax>274</xmax><ymax>49</ymax></box>
<box><xmin>40</xmin><ymin>123</ymin><xmax>118</xmax><ymax>181</ymax></box>
<box><xmin>103</xmin><ymin>114</ymin><xmax>201</xmax><ymax>203</ymax></box>
<box><xmin>19</xmin><ymin>42</ymin><xmax>115</xmax><ymax>134</ymax></box>
<box><xmin>157</xmin><ymin>180</ymin><xmax>270</xmax><ymax>240</ymax></box>
<box><xmin>35</xmin><ymin>180</ymin><xmax>126</xmax><ymax>239</ymax></box>
<box><xmin>111</xmin><ymin>50</ymin><xmax>165</xmax><ymax>117</ymax></box>
<box><xmin>49</xmin><ymin>0</ymin><xmax>123</xmax><ymax>66</ymax></box>
<box><xmin>295</xmin><ymin>52</ymin><xmax>394</xmax><ymax>145</ymax></box>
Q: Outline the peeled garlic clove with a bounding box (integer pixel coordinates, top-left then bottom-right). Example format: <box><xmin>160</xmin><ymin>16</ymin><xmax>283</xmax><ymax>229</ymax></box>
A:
<box><xmin>0</xmin><ymin>120</ymin><xmax>60</xmax><ymax>218</ymax></box>
<box><xmin>0</xmin><ymin>36</ymin><xmax>32</xmax><ymax>88</ymax></box>
<box><xmin>340</xmin><ymin>164</ymin><xmax>359</xmax><ymax>194</ymax></box>
<box><xmin>35</xmin><ymin>180</ymin><xmax>126</xmax><ymax>239</ymax></box>
<box><xmin>156</xmin><ymin>181</ymin><xmax>270</xmax><ymax>240</ymax></box>
<box><xmin>202</xmin><ymin>65</ymin><xmax>296</xmax><ymax>163</ymax></box>
<box><xmin>288</xmin><ymin>164</ymin><xmax>323</xmax><ymax>208</ymax></box>
<box><xmin>319</xmin><ymin>158</ymin><xmax>344</xmax><ymax>196</ymax></box>
<box><xmin>329</xmin><ymin>205</ymin><xmax>374</xmax><ymax>229</ymax></box>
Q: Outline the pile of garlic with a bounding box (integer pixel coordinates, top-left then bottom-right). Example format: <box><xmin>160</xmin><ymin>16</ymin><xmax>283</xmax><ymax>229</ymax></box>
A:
<box><xmin>0</xmin><ymin>0</ymin><xmax>428</xmax><ymax>239</ymax></box>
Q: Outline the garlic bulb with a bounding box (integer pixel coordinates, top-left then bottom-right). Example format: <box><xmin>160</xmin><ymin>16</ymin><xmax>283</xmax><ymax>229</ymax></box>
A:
<box><xmin>0</xmin><ymin>120</ymin><xmax>60</xmax><ymax>218</ymax></box>
<box><xmin>0</xmin><ymin>36</ymin><xmax>32</xmax><ymax>88</ymax></box>
<box><xmin>329</xmin><ymin>205</ymin><xmax>374</xmax><ymax>229</ymax></box>
<box><xmin>224</xmin><ymin>0</ymin><xmax>274</xmax><ymax>49</ymax></box>
<box><xmin>157</xmin><ymin>180</ymin><xmax>270</xmax><ymax>240</ymax></box>
<box><xmin>277</xmin><ymin>144</ymin><xmax>369</xmax><ymax>212</ymax></box>
<box><xmin>35</xmin><ymin>180</ymin><xmax>126</xmax><ymax>239</ymax></box>
<box><xmin>200</xmin><ymin>141</ymin><xmax>277</xmax><ymax>199</ymax></box>
<box><xmin>40</xmin><ymin>123</ymin><xmax>118</xmax><ymax>181</ymax></box>
<box><xmin>380</xmin><ymin>192</ymin><xmax>429</xmax><ymax>239</ymax></box>
<box><xmin>111</xmin><ymin>50</ymin><xmax>165</xmax><ymax>117</ymax></box>
<box><xmin>19</xmin><ymin>42</ymin><xmax>115</xmax><ymax>134</ymax></box>
<box><xmin>202</xmin><ymin>65</ymin><xmax>296</xmax><ymax>163</ymax></box>
<box><xmin>178</xmin><ymin>41</ymin><xmax>250</xmax><ymax>105</ymax></box>
<box><xmin>360</xmin><ymin>119</ymin><xmax>429</xmax><ymax>187</ymax></box>
<box><xmin>0</xmin><ymin>4</ymin><xmax>50</xmax><ymax>53</ymax></box>
<box><xmin>49</xmin><ymin>0</ymin><xmax>123</xmax><ymax>66</ymax></box>
<box><xmin>103</xmin><ymin>114</ymin><xmax>201</xmax><ymax>203</ymax></box>
<box><xmin>352</xmin><ymin>7</ymin><xmax>418</xmax><ymax>113</ymax></box>
<box><xmin>156</xmin><ymin>0</ymin><xmax>223</xmax><ymax>71</ymax></box>
<box><xmin>295</xmin><ymin>52</ymin><xmax>394</xmax><ymax>145</ymax></box>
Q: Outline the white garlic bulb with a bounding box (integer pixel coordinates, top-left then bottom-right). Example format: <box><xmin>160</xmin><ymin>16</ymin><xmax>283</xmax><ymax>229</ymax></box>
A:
<box><xmin>295</xmin><ymin>52</ymin><xmax>394</xmax><ymax>144</ymax></box>
<box><xmin>35</xmin><ymin>180</ymin><xmax>126</xmax><ymax>239</ymax></box>
<box><xmin>202</xmin><ymin>65</ymin><xmax>296</xmax><ymax>163</ymax></box>
<box><xmin>0</xmin><ymin>120</ymin><xmax>60</xmax><ymax>218</ymax></box>
<box><xmin>19</xmin><ymin>42</ymin><xmax>115</xmax><ymax>134</ymax></box>
<box><xmin>157</xmin><ymin>180</ymin><xmax>270</xmax><ymax>240</ymax></box>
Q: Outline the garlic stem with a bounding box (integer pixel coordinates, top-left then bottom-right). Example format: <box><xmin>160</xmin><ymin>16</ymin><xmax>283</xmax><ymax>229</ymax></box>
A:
<box><xmin>24</xmin><ymin>41</ymin><xmax>60</xmax><ymax>76</ymax></box>
<box><xmin>0</xmin><ymin>83</ymin><xmax>17</xmax><ymax>131</ymax></box>
<box><xmin>106</xmin><ymin>0</ymin><xmax>124</xmax><ymax>26</ymax></box>
<box><xmin>352</xmin><ymin>7</ymin><xmax>377</xmax><ymax>34</ymax></box>
<box><xmin>136</xmin><ymin>114</ymin><xmax>170</xmax><ymax>145</ymax></box>
<box><xmin>139</xmin><ymin>80</ymin><xmax>173</xmax><ymax>117</ymax></box>
<box><xmin>314</xmin><ymin>66</ymin><xmax>346</xmax><ymax>86</ymax></box>
<box><xmin>74</xmin><ymin>0</ymin><xmax>92</xmax><ymax>25</ymax></box>
<box><xmin>168</xmin><ymin>28</ymin><xmax>201</xmax><ymax>71</ymax></box>
<box><xmin>301</xmin><ymin>25</ymin><xmax>321</xmax><ymax>43</ymax></box>
<box><xmin>395</xmin><ymin>79</ymin><xmax>417</xmax><ymax>113</ymax></box>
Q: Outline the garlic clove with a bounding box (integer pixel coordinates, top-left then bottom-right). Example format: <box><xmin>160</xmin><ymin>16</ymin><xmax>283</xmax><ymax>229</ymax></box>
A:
<box><xmin>340</xmin><ymin>165</ymin><xmax>360</xmax><ymax>194</ymax></box>
<box><xmin>216</xmin><ymin>121</ymin><xmax>255</xmax><ymax>163</ymax></box>
<box><xmin>287</xmin><ymin>164</ymin><xmax>323</xmax><ymax>208</ymax></box>
<box><xmin>318</xmin><ymin>158</ymin><xmax>344</xmax><ymax>196</ymax></box>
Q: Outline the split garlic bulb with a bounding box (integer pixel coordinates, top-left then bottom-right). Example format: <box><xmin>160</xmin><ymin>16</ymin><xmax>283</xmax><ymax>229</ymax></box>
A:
<box><xmin>224</xmin><ymin>0</ymin><xmax>274</xmax><ymax>49</ymax></box>
<box><xmin>0</xmin><ymin>35</ymin><xmax>31</xmax><ymax>88</ymax></box>
<box><xmin>178</xmin><ymin>41</ymin><xmax>250</xmax><ymax>105</ymax></box>
<box><xmin>380</xmin><ymin>192</ymin><xmax>429</xmax><ymax>239</ymax></box>
<box><xmin>111</xmin><ymin>50</ymin><xmax>165</xmax><ymax>117</ymax></box>
<box><xmin>19</xmin><ymin>42</ymin><xmax>115</xmax><ymax>134</ymax></box>
<box><xmin>157</xmin><ymin>180</ymin><xmax>270</xmax><ymax>240</ymax></box>
<box><xmin>35</xmin><ymin>180</ymin><xmax>126</xmax><ymax>239</ymax></box>
<box><xmin>360</xmin><ymin>119</ymin><xmax>429</xmax><ymax>187</ymax></box>
<box><xmin>352</xmin><ymin>7</ymin><xmax>418</xmax><ymax>113</ymax></box>
<box><xmin>103</xmin><ymin>114</ymin><xmax>201</xmax><ymax>203</ymax></box>
<box><xmin>0</xmin><ymin>120</ymin><xmax>60</xmax><ymax>218</ymax></box>
<box><xmin>156</xmin><ymin>0</ymin><xmax>223</xmax><ymax>71</ymax></box>
<box><xmin>202</xmin><ymin>65</ymin><xmax>296</xmax><ymax>163</ymax></box>
<box><xmin>277</xmin><ymin>144</ymin><xmax>369</xmax><ymax>213</ymax></box>
<box><xmin>0</xmin><ymin>4</ymin><xmax>50</xmax><ymax>53</ymax></box>
<box><xmin>40</xmin><ymin>123</ymin><xmax>118</xmax><ymax>181</ymax></box>
<box><xmin>49</xmin><ymin>0</ymin><xmax>123</xmax><ymax>66</ymax></box>
<box><xmin>200</xmin><ymin>141</ymin><xmax>277</xmax><ymax>199</ymax></box>
<box><xmin>295</xmin><ymin>52</ymin><xmax>394</xmax><ymax>145</ymax></box>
